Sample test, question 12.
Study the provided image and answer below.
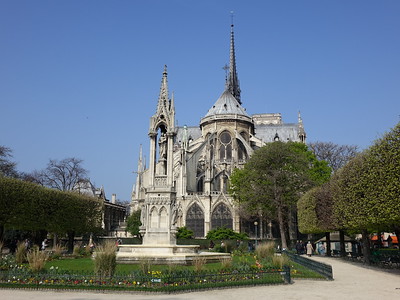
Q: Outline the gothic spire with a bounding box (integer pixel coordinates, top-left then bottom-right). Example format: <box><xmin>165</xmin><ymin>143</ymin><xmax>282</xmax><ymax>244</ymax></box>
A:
<box><xmin>227</xmin><ymin>21</ymin><xmax>241</xmax><ymax>104</ymax></box>
<box><xmin>157</xmin><ymin>65</ymin><xmax>169</xmax><ymax>114</ymax></box>
<box><xmin>134</xmin><ymin>144</ymin><xmax>143</xmax><ymax>199</ymax></box>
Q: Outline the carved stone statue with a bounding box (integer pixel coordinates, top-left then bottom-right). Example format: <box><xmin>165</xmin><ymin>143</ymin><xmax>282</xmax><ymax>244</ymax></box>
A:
<box><xmin>182</xmin><ymin>125</ymin><xmax>189</xmax><ymax>151</ymax></box>
<box><xmin>140</xmin><ymin>205</ymin><xmax>147</xmax><ymax>226</ymax></box>
<box><xmin>171</xmin><ymin>201</ymin><xmax>181</xmax><ymax>226</ymax></box>
<box><xmin>158</xmin><ymin>132</ymin><xmax>167</xmax><ymax>159</ymax></box>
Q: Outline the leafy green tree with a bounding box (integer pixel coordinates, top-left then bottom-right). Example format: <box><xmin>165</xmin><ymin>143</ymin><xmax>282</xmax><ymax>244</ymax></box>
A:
<box><xmin>298</xmin><ymin>123</ymin><xmax>400</xmax><ymax>262</ymax></box>
<box><xmin>0</xmin><ymin>176</ymin><xmax>103</xmax><ymax>247</ymax></box>
<box><xmin>297</xmin><ymin>187</ymin><xmax>322</xmax><ymax>234</ymax></box>
<box><xmin>334</xmin><ymin>123</ymin><xmax>400</xmax><ymax>261</ymax></box>
<box><xmin>298</xmin><ymin>180</ymin><xmax>338</xmax><ymax>256</ymax></box>
<box><xmin>230</xmin><ymin>142</ymin><xmax>330</xmax><ymax>249</ymax></box>
<box><xmin>363</xmin><ymin>123</ymin><xmax>400</xmax><ymax>233</ymax></box>
<box><xmin>333</xmin><ymin>152</ymin><xmax>373</xmax><ymax>262</ymax></box>
<box><xmin>28</xmin><ymin>157</ymin><xmax>91</xmax><ymax>251</ymax></box>
<box><xmin>206</xmin><ymin>227</ymin><xmax>248</xmax><ymax>241</ymax></box>
<box><xmin>126</xmin><ymin>210</ymin><xmax>142</xmax><ymax>239</ymax></box>
<box><xmin>176</xmin><ymin>226</ymin><xmax>194</xmax><ymax>239</ymax></box>
<box><xmin>0</xmin><ymin>176</ymin><xmax>22</xmax><ymax>239</ymax></box>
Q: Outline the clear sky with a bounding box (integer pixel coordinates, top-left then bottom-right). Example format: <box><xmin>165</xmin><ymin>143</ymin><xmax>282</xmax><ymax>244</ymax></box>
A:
<box><xmin>1</xmin><ymin>1</ymin><xmax>399</xmax><ymax>202</ymax></box>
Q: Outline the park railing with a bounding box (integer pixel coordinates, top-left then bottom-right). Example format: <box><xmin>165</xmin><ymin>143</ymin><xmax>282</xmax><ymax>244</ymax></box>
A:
<box><xmin>284</xmin><ymin>251</ymin><xmax>333</xmax><ymax>280</ymax></box>
<box><xmin>0</xmin><ymin>267</ymin><xmax>291</xmax><ymax>292</ymax></box>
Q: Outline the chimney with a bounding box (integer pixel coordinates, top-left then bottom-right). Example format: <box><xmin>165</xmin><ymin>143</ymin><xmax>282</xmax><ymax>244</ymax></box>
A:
<box><xmin>111</xmin><ymin>194</ymin><xmax>116</xmax><ymax>204</ymax></box>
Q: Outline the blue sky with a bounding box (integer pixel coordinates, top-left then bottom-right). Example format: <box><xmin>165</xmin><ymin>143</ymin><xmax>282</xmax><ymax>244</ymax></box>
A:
<box><xmin>1</xmin><ymin>1</ymin><xmax>399</xmax><ymax>202</ymax></box>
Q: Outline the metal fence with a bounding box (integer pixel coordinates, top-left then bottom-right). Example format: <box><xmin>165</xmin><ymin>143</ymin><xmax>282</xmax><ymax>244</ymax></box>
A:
<box><xmin>284</xmin><ymin>251</ymin><xmax>333</xmax><ymax>280</ymax></box>
<box><xmin>0</xmin><ymin>267</ymin><xmax>291</xmax><ymax>291</ymax></box>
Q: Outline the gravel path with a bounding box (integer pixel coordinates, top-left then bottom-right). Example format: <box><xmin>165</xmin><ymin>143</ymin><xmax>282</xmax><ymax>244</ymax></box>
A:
<box><xmin>1</xmin><ymin>256</ymin><xmax>399</xmax><ymax>300</ymax></box>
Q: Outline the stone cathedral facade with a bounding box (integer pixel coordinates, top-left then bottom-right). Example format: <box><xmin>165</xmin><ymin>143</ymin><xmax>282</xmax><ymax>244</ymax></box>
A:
<box><xmin>131</xmin><ymin>24</ymin><xmax>306</xmax><ymax>239</ymax></box>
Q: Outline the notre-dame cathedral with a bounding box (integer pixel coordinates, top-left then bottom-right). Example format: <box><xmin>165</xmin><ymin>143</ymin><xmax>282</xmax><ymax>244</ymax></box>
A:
<box><xmin>131</xmin><ymin>24</ymin><xmax>306</xmax><ymax>240</ymax></box>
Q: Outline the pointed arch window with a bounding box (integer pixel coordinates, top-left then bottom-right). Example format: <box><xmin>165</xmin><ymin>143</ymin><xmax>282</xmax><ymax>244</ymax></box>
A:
<box><xmin>219</xmin><ymin>131</ymin><xmax>232</xmax><ymax>161</ymax></box>
<box><xmin>208</xmin><ymin>134</ymin><xmax>216</xmax><ymax>160</ymax></box>
<box><xmin>186</xmin><ymin>203</ymin><xmax>205</xmax><ymax>238</ymax></box>
<box><xmin>211</xmin><ymin>203</ymin><xmax>233</xmax><ymax>230</ymax></box>
<box><xmin>237</xmin><ymin>139</ymin><xmax>247</xmax><ymax>160</ymax></box>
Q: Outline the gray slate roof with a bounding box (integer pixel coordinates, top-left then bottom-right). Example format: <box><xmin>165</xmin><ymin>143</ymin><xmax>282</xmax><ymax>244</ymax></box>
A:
<box><xmin>255</xmin><ymin>123</ymin><xmax>301</xmax><ymax>143</ymax></box>
<box><xmin>175</xmin><ymin>126</ymin><xmax>202</xmax><ymax>144</ymax></box>
<box><xmin>204</xmin><ymin>90</ymin><xmax>250</xmax><ymax>118</ymax></box>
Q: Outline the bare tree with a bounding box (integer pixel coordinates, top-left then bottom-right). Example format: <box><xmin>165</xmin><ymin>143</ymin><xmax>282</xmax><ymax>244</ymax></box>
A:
<box><xmin>27</xmin><ymin>157</ymin><xmax>90</xmax><ymax>252</ymax></box>
<box><xmin>0</xmin><ymin>145</ymin><xmax>18</xmax><ymax>178</ymax></box>
<box><xmin>38</xmin><ymin>157</ymin><xmax>89</xmax><ymax>191</ymax></box>
<box><xmin>308</xmin><ymin>141</ymin><xmax>359</xmax><ymax>172</ymax></box>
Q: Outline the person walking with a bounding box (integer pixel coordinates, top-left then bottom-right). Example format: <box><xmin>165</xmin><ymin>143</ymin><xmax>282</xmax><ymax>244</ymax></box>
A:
<box><xmin>306</xmin><ymin>241</ymin><xmax>314</xmax><ymax>257</ymax></box>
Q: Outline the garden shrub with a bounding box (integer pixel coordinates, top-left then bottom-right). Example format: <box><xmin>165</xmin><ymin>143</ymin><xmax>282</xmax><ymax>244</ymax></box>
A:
<box><xmin>73</xmin><ymin>245</ymin><xmax>80</xmax><ymax>257</ymax></box>
<box><xmin>15</xmin><ymin>242</ymin><xmax>27</xmax><ymax>264</ymax></box>
<box><xmin>50</xmin><ymin>244</ymin><xmax>64</xmax><ymax>259</ymax></box>
<box><xmin>139</xmin><ymin>258</ymin><xmax>152</xmax><ymax>275</ymax></box>
<box><xmin>193</xmin><ymin>257</ymin><xmax>206</xmax><ymax>272</ymax></box>
<box><xmin>272</xmin><ymin>254</ymin><xmax>289</xmax><ymax>269</ymax></box>
<box><xmin>94</xmin><ymin>241</ymin><xmax>117</xmax><ymax>277</ymax></box>
<box><xmin>220</xmin><ymin>257</ymin><xmax>233</xmax><ymax>269</ymax></box>
<box><xmin>0</xmin><ymin>254</ymin><xmax>17</xmax><ymax>271</ymax></box>
<box><xmin>176</xmin><ymin>226</ymin><xmax>194</xmax><ymax>239</ymax></box>
<box><xmin>255</xmin><ymin>242</ymin><xmax>275</xmax><ymax>259</ymax></box>
<box><xmin>233</xmin><ymin>254</ymin><xmax>253</xmax><ymax>271</ymax></box>
<box><xmin>27</xmin><ymin>247</ymin><xmax>49</xmax><ymax>272</ymax></box>
<box><xmin>206</xmin><ymin>227</ymin><xmax>248</xmax><ymax>241</ymax></box>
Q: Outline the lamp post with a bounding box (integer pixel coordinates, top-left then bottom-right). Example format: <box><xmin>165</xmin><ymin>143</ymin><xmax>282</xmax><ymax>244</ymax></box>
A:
<box><xmin>254</xmin><ymin>221</ymin><xmax>258</xmax><ymax>248</ymax></box>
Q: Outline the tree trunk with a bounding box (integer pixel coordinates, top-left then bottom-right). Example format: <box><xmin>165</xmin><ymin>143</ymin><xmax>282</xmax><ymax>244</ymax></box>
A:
<box><xmin>0</xmin><ymin>224</ymin><xmax>4</xmax><ymax>242</ymax></box>
<box><xmin>277</xmin><ymin>207</ymin><xmax>288</xmax><ymax>249</ymax></box>
<box><xmin>361</xmin><ymin>229</ymin><xmax>371</xmax><ymax>265</ymax></box>
<box><xmin>393</xmin><ymin>227</ymin><xmax>400</xmax><ymax>248</ymax></box>
<box><xmin>67</xmin><ymin>231</ymin><xmax>75</xmax><ymax>253</ymax></box>
<box><xmin>288</xmin><ymin>207</ymin><xmax>296</xmax><ymax>246</ymax></box>
<box><xmin>325</xmin><ymin>232</ymin><xmax>331</xmax><ymax>257</ymax></box>
<box><xmin>53</xmin><ymin>233</ymin><xmax>58</xmax><ymax>249</ymax></box>
<box><xmin>376</xmin><ymin>232</ymin><xmax>382</xmax><ymax>248</ymax></box>
<box><xmin>339</xmin><ymin>230</ymin><xmax>346</xmax><ymax>257</ymax></box>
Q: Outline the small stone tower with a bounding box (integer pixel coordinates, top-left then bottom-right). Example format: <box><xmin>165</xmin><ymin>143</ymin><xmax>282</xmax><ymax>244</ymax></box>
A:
<box><xmin>140</xmin><ymin>65</ymin><xmax>178</xmax><ymax>245</ymax></box>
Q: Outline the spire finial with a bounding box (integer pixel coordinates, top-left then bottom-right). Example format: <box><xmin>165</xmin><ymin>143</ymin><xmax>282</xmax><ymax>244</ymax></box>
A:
<box><xmin>227</xmin><ymin>13</ymin><xmax>241</xmax><ymax>104</ymax></box>
<box><xmin>298</xmin><ymin>111</ymin><xmax>303</xmax><ymax>123</ymax></box>
<box><xmin>157</xmin><ymin>65</ymin><xmax>169</xmax><ymax>113</ymax></box>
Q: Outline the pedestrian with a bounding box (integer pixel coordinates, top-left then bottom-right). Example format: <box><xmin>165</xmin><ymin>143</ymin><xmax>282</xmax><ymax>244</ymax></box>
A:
<box><xmin>306</xmin><ymin>241</ymin><xmax>314</xmax><ymax>257</ymax></box>
<box><xmin>41</xmin><ymin>239</ymin><xmax>48</xmax><ymax>251</ymax></box>
<box><xmin>24</xmin><ymin>238</ymin><xmax>31</xmax><ymax>251</ymax></box>
<box><xmin>90</xmin><ymin>241</ymin><xmax>95</xmax><ymax>251</ymax></box>
<box><xmin>318</xmin><ymin>243</ymin><xmax>326</xmax><ymax>256</ymax></box>
<box><xmin>209</xmin><ymin>240</ymin><xmax>215</xmax><ymax>250</ymax></box>
<box><xmin>295</xmin><ymin>240</ymin><xmax>302</xmax><ymax>255</ymax></box>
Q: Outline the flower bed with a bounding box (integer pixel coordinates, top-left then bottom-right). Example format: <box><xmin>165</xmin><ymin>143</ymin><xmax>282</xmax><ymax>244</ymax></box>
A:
<box><xmin>0</xmin><ymin>267</ymin><xmax>290</xmax><ymax>292</ymax></box>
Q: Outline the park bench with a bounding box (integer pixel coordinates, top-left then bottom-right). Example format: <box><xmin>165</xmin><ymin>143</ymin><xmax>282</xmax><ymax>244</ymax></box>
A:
<box><xmin>371</xmin><ymin>252</ymin><xmax>400</xmax><ymax>268</ymax></box>
<box><xmin>347</xmin><ymin>252</ymin><xmax>362</xmax><ymax>262</ymax></box>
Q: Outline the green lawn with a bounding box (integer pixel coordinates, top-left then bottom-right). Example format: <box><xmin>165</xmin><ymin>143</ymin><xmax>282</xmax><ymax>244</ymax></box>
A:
<box><xmin>44</xmin><ymin>255</ymin><xmax>324</xmax><ymax>279</ymax></box>
<box><xmin>45</xmin><ymin>257</ymin><xmax>222</xmax><ymax>273</ymax></box>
